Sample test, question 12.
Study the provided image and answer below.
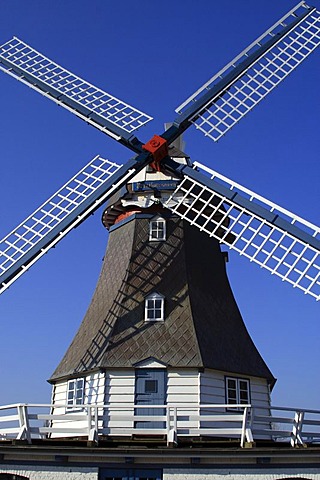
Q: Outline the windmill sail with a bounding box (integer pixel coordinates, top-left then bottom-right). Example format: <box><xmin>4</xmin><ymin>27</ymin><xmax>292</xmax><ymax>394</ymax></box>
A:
<box><xmin>164</xmin><ymin>161</ymin><xmax>320</xmax><ymax>300</ymax></box>
<box><xmin>0</xmin><ymin>37</ymin><xmax>152</xmax><ymax>150</ymax></box>
<box><xmin>174</xmin><ymin>2</ymin><xmax>320</xmax><ymax>142</ymax></box>
<box><xmin>0</xmin><ymin>3</ymin><xmax>319</xmax><ymax>298</ymax></box>
<box><xmin>0</xmin><ymin>155</ymin><xmax>151</xmax><ymax>294</ymax></box>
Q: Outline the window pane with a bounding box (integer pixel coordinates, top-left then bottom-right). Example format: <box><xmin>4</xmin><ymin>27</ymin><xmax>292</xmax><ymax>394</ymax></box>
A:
<box><xmin>239</xmin><ymin>380</ymin><xmax>248</xmax><ymax>390</ymax></box>
<box><xmin>76</xmin><ymin>389</ymin><xmax>83</xmax><ymax>399</ymax></box>
<box><xmin>228</xmin><ymin>388</ymin><xmax>237</xmax><ymax>397</ymax></box>
<box><xmin>240</xmin><ymin>391</ymin><xmax>249</xmax><ymax>402</ymax></box>
<box><xmin>145</xmin><ymin>380</ymin><xmax>158</xmax><ymax>393</ymax></box>
<box><xmin>227</xmin><ymin>379</ymin><xmax>236</xmax><ymax>389</ymax></box>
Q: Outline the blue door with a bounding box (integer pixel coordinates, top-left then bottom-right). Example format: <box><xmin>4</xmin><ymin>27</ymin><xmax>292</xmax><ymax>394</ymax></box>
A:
<box><xmin>135</xmin><ymin>369</ymin><xmax>166</xmax><ymax>429</ymax></box>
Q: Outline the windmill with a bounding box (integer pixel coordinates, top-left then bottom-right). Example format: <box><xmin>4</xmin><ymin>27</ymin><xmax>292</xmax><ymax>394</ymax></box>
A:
<box><xmin>0</xmin><ymin>0</ymin><xmax>314</xmax><ymax>416</ymax></box>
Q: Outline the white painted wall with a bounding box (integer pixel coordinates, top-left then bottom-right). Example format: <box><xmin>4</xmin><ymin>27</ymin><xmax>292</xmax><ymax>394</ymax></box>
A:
<box><xmin>50</xmin><ymin>371</ymin><xmax>105</xmax><ymax>437</ymax></box>
<box><xmin>167</xmin><ymin>369</ymin><xmax>199</xmax><ymax>405</ymax></box>
<box><xmin>0</xmin><ymin>465</ymin><xmax>98</xmax><ymax>479</ymax></box>
<box><xmin>2</xmin><ymin>465</ymin><xmax>320</xmax><ymax>480</ymax></box>
<box><xmin>199</xmin><ymin>369</ymin><xmax>272</xmax><ymax>438</ymax></box>
<box><xmin>49</xmin><ymin>367</ymin><xmax>273</xmax><ymax>439</ymax></box>
<box><xmin>104</xmin><ymin>369</ymin><xmax>135</xmax><ymax>435</ymax></box>
<box><xmin>164</xmin><ymin>468</ymin><xmax>320</xmax><ymax>479</ymax></box>
<box><xmin>200</xmin><ymin>370</ymin><xmax>225</xmax><ymax>404</ymax></box>
<box><xmin>199</xmin><ymin>369</ymin><xmax>271</xmax><ymax>409</ymax></box>
<box><xmin>167</xmin><ymin>369</ymin><xmax>200</xmax><ymax>431</ymax></box>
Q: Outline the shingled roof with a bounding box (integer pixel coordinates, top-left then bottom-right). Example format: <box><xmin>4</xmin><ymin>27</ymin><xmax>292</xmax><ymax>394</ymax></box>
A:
<box><xmin>50</xmin><ymin>212</ymin><xmax>275</xmax><ymax>386</ymax></box>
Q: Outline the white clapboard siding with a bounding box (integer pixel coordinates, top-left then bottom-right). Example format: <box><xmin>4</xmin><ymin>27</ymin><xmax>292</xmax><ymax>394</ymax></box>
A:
<box><xmin>50</xmin><ymin>372</ymin><xmax>105</xmax><ymax>437</ymax></box>
<box><xmin>86</xmin><ymin>372</ymin><xmax>105</xmax><ymax>404</ymax></box>
<box><xmin>199</xmin><ymin>370</ymin><xmax>232</xmax><ymax>436</ymax></box>
<box><xmin>47</xmin><ymin>368</ymin><xmax>273</xmax><ymax>439</ymax></box>
<box><xmin>50</xmin><ymin>377</ymin><xmax>86</xmax><ymax>438</ymax></box>
<box><xmin>104</xmin><ymin>369</ymin><xmax>135</xmax><ymax>434</ymax></box>
<box><xmin>199</xmin><ymin>369</ymin><xmax>273</xmax><ymax>439</ymax></box>
<box><xmin>200</xmin><ymin>369</ymin><xmax>271</xmax><ymax>409</ymax></box>
<box><xmin>51</xmin><ymin>381</ymin><xmax>68</xmax><ymax>415</ymax></box>
<box><xmin>250</xmin><ymin>377</ymin><xmax>273</xmax><ymax>439</ymax></box>
<box><xmin>167</xmin><ymin>370</ymin><xmax>199</xmax><ymax>403</ymax></box>
<box><xmin>251</xmin><ymin>380</ymin><xmax>271</xmax><ymax>406</ymax></box>
<box><xmin>167</xmin><ymin>370</ymin><xmax>200</xmax><ymax>431</ymax></box>
<box><xmin>200</xmin><ymin>371</ymin><xmax>225</xmax><ymax>404</ymax></box>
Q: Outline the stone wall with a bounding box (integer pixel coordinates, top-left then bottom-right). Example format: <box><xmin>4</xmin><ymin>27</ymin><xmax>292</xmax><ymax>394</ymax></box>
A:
<box><xmin>0</xmin><ymin>465</ymin><xmax>98</xmax><ymax>480</ymax></box>
<box><xmin>1</xmin><ymin>464</ymin><xmax>320</xmax><ymax>479</ymax></box>
<box><xmin>164</xmin><ymin>469</ymin><xmax>320</xmax><ymax>480</ymax></box>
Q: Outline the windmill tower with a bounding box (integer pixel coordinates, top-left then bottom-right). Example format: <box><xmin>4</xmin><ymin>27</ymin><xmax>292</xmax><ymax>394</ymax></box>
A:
<box><xmin>48</xmin><ymin>143</ymin><xmax>275</xmax><ymax>440</ymax></box>
<box><xmin>0</xmin><ymin>1</ymin><xmax>319</xmax><ymax>449</ymax></box>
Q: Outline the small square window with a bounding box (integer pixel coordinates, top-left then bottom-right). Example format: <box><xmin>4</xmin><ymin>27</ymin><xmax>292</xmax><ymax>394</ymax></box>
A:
<box><xmin>149</xmin><ymin>217</ymin><xmax>166</xmax><ymax>241</ymax></box>
<box><xmin>145</xmin><ymin>293</ymin><xmax>165</xmax><ymax>321</ymax></box>
<box><xmin>145</xmin><ymin>379</ymin><xmax>158</xmax><ymax>393</ymax></box>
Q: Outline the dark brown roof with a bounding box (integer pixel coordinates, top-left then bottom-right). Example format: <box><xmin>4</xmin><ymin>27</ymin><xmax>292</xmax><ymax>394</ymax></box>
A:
<box><xmin>50</xmin><ymin>212</ymin><xmax>275</xmax><ymax>386</ymax></box>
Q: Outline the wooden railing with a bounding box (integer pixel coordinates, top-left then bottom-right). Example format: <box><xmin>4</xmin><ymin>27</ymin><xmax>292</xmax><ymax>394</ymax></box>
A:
<box><xmin>0</xmin><ymin>403</ymin><xmax>319</xmax><ymax>447</ymax></box>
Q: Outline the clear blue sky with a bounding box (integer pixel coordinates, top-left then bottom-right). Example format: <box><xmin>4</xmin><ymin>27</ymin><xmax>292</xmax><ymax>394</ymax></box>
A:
<box><xmin>0</xmin><ymin>1</ymin><xmax>319</xmax><ymax>409</ymax></box>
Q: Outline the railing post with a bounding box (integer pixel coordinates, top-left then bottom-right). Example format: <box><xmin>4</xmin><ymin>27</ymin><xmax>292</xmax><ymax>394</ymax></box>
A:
<box><xmin>291</xmin><ymin>410</ymin><xmax>305</xmax><ymax>447</ymax></box>
<box><xmin>174</xmin><ymin>406</ymin><xmax>177</xmax><ymax>436</ymax></box>
<box><xmin>241</xmin><ymin>407</ymin><xmax>254</xmax><ymax>448</ymax></box>
<box><xmin>167</xmin><ymin>406</ymin><xmax>177</xmax><ymax>447</ymax></box>
<box><xmin>166</xmin><ymin>405</ymin><xmax>170</xmax><ymax>440</ymax></box>
<box><xmin>95</xmin><ymin>405</ymin><xmax>99</xmax><ymax>435</ymax></box>
<box><xmin>17</xmin><ymin>404</ymin><xmax>31</xmax><ymax>444</ymax></box>
<box><xmin>104</xmin><ymin>404</ymin><xmax>109</xmax><ymax>435</ymax></box>
<box><xmin>240</xmin><ymin>407</ymin><xmax>246</xmax><ymax>447</ymax></box>
<box><xmin>87</xmin><ymin>405</ymin><xmax>98</xmax><ymax>445</ymax></box>
<box><xmin>87</xmin><ymin>406</ymin><xmax>92</xmax><ymax>436</ymax></box>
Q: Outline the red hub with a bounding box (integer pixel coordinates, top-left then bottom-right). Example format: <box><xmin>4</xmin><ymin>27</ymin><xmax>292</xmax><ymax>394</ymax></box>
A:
<box><xmin>142</xmin><ymin>134</ymin><xmax>168</xmax><ymax>171</ymax></box>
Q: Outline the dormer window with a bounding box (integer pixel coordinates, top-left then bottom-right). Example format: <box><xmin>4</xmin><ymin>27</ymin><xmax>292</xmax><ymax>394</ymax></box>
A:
<box><xmin>145</xmin><ymin>292</ymin><xmax>165</xmax><ymax>321</ymax></box>
<box><xmin>149</xmin><ymin>216</ymin><xmax>166</xmax><ymax>241</ymax></box>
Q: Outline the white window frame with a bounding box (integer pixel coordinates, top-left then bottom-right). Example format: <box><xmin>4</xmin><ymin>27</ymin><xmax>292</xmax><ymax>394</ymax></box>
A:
<box><xmin>145</xmin><ymin>292</ymin><xmax>165</xmax><ymax>322</ymax></box>
<box><xmin>66</xmin><ymin>377</ymin><xmax>85</xmax><ymax>410</ymax></box>
<box><xmin>149</xmin><ymin>216</ymin><xmax>166</xmax><ymax>242</ymax></box>
<box><xmin>225</xmin><ymin>376</ymin><xmax>250</xmax><ymax>411</ymax></box>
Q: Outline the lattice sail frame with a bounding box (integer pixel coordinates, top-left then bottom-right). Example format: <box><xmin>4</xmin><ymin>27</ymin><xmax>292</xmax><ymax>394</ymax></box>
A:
<box><xmin>164</xmin><ymin>162</ymin><xmax>320</xmax><ymax>300</ymax></box>
<box><xmin>0</xmin><ymin>37</ymin><xmax>153</xmax><ymax>139</ymax></box>
<box><xmin>0</xmin><ymin>156</ymin><xmax>130</xmax><ymax>294</ymax></box>
<box><xmin>176</xmin><ymin>2</ymin><xmax>320</xmax><ymax>142</ymax></box>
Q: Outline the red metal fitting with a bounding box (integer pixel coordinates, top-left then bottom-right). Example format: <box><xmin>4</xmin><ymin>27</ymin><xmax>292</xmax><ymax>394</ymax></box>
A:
<box><xmin>142</xmin><ymin>134</ymin><xmax>168</xmax><ymax>171</ymax></box>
